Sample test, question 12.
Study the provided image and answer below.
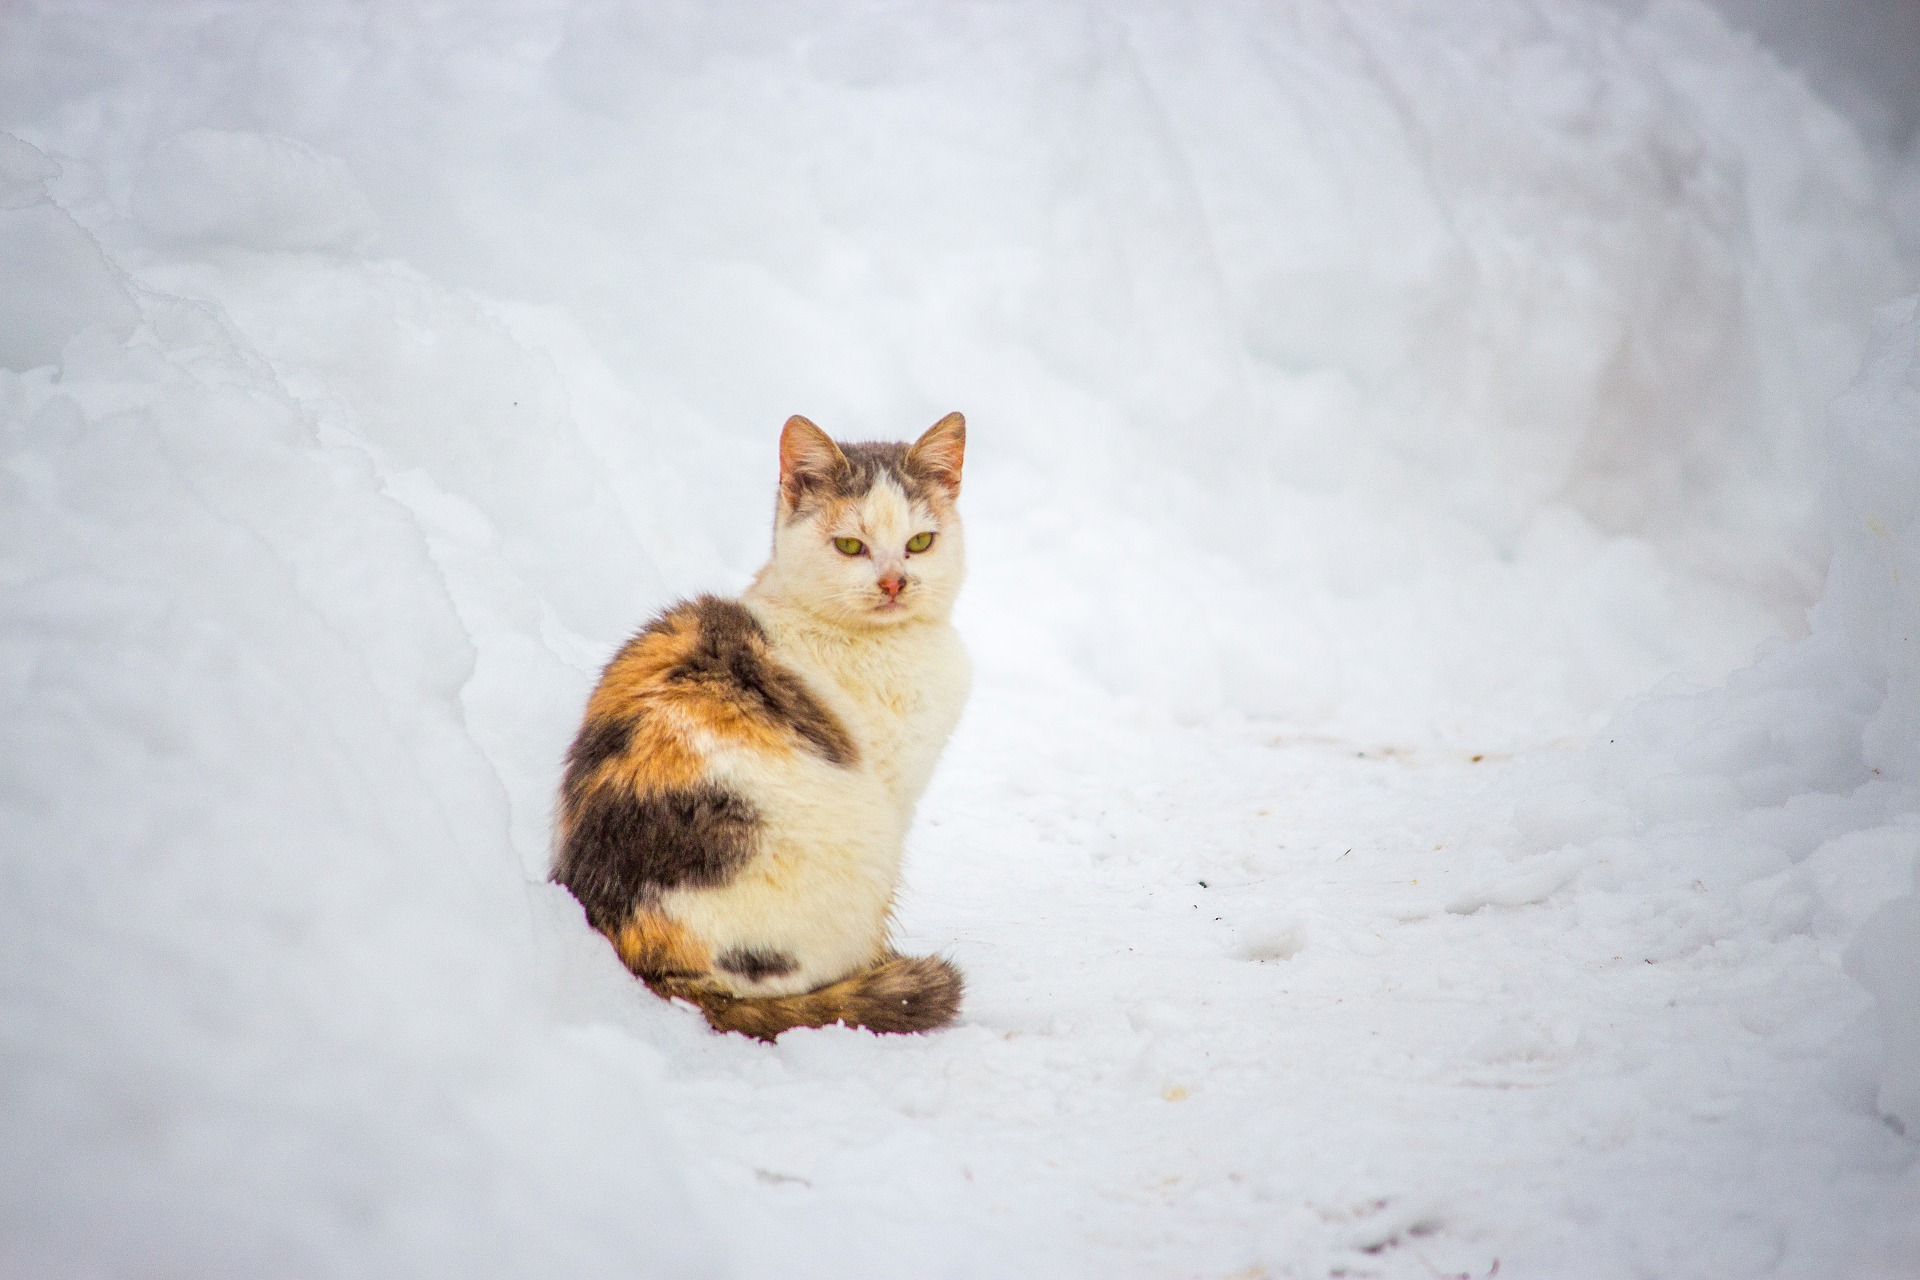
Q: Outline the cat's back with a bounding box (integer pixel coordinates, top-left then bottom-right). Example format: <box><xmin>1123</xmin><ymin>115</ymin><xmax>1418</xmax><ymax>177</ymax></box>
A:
<box><xmin>556</xmin><ymin>591</ymin><xmax>935</xmax><ymax>992</ymax></box>
<box><xmin>583</xmin><ymin>594</ymin><xmax>858</xmax><ymax>772</ymax></box>
<box><xmin>553</xmin><ymin>594</ymin><xmax>862</xmax><ymax>928</ymax></box>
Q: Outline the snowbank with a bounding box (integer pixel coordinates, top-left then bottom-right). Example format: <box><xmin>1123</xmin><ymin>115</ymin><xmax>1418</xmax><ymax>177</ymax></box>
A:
<box><xmin>0</xmin><ymin>133</ymin><xmax>718</xmax><ymax>1276</ymax></box>
<box><xmin>1827</xmin><ymin>300</ymin><xmax>1920</xmax><ymax>1133</ymax></box>
<box><xmin>1497</xmin><ymin>297</ymin><xmax>1920</xmax><ymax>1131</ymax></box>
<box><xmin>5</xmin><ymin>0</ymin><xmax>1911</xmax><ymax>743</ymax></box>
<box><xmin>2</xmin><ymin>0</ymin><xmax>1917</xmax><ymax>1273</ymax></box>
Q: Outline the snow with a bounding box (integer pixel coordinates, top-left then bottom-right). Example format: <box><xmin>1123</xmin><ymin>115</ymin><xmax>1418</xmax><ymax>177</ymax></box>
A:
<box><xmin>1</xmin><ymin>1</ymin><xmax>1916</xmax><ymax>1275</ymax></box>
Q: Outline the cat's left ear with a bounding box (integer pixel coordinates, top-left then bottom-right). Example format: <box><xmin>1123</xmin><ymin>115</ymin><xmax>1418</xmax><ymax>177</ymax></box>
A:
<box><xmin>907</xmin><ymin>412</ymin><xmax>966</xmax><ymax>498</ymax></box>
<box><xmin>780</xmin><ymin>414</ymin><xmax>847</xmax><ymax>503</ymax></box>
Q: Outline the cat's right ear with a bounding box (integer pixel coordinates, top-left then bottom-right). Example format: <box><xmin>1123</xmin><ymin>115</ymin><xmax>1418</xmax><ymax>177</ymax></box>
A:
<box><xmin>906</xmin><ymin>412</ymin><xmax>965</xmax><ymax>498</ymax></box>
<box><xmin>779</xmin><ymin>415</ymin><xmax>847</xmax><ymax>503</ymax></box>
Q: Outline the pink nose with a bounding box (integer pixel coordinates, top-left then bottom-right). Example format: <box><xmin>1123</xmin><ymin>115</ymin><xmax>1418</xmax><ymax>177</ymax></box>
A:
<box><xmin>878</xmin><ymin>574</ymin><xmax>906</xmax><ymax>601</ymax></box>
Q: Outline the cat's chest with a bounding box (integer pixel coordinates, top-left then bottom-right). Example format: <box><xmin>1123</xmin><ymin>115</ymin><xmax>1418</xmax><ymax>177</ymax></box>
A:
<box><xmin>777</xmin><ymin>624</ymin><xmax>966</xmax><ymax>792</ymax></box>
<box><xmin>836</xmin><ymin>643</ymin><xmax>939</xmax><ymax>744</ymax></box>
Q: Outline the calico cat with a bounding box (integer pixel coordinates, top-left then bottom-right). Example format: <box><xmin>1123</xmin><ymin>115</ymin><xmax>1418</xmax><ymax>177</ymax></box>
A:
<box><xmin>553</xmin><ymin>413</ymin><xmax>971</xmax><ymax>1039</ymax></box>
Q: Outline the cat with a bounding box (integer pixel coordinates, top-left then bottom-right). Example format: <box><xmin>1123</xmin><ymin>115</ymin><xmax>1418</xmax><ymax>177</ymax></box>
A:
<box><xmin>552</xmin><ymin>413</ymin><xmax>971</xmax><ymax>1040</ymax></box>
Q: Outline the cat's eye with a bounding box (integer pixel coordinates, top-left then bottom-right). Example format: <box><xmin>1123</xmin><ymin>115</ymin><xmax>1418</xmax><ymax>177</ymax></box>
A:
<box><xmin>906</xmin><ymin>532</ymin><xmax>935</xmax><ymax>554</ymax></box>
<box><xmin>834</xmin><ymin>537</ymin><xmax>866</xmax><ymax>556</ymax></box>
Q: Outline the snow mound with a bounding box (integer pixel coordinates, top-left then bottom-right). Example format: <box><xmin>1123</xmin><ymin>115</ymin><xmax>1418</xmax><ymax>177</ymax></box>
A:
<box><xmin>1829</xmin><ymin>298</ymin><xmax>1920</xmax><ymax>1132</ymax></box>
<box><xmin>5</xmin><ymin>0</ymin><xmax>1912</xmax><ymax>743</ymax></box>
<box><xmin>1501</xmin><ymin>297</ymin><xmax>1920</xmax><ymax>1132</ymax></box>
<box><xmin>0</xmin><ymin>134</ymin><xmax>715</xmax><ymax>1277</ymax></box>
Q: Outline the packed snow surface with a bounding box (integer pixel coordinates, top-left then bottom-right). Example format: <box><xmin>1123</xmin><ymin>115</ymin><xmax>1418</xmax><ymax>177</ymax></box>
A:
<box><xmin>2</xmin><ymin>1</ymin><xmax>1917</xmax><ymax>1275</ymax></box>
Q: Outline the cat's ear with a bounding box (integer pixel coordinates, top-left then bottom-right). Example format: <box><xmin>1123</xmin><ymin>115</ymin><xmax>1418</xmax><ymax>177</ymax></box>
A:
<box><xmin>779</xmin><ymin>415</ymin><xmax>847</xmax><ymax>501</ymax></box>
<box><xmin>907</xmin><ymin>412</ymin><xmax>966</xmax><ymax>498</ymax></box>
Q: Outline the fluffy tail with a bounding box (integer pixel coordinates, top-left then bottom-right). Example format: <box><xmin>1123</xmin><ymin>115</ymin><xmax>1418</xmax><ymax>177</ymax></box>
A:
<box><xmin>650</xmin><ymin>953</ymin><xmax>963</xmax><ymax>1041</ymax></box>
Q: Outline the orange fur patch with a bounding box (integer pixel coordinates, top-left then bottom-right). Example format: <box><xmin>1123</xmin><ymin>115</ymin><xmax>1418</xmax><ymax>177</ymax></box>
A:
<box><xmin>656</xmin><ymin>682</ymin><xmax>794</xmax><ymax>755</ymax></box>
<box><xmin>582</xmin><ymin>598</ymin><xmax>851</xmax><ymax>765</ymax></box>
<box><xmin>600</xmin><ymin>715</ymin><xmax>703</xmax><ymax>794</ymax></box>
<box><xmin>613</xmin><ymin>910</ymin><xmax>711</xmax><ymax>978</ymax></box>
<box><xmin>556</xmin><ymin>712</ymin><xmax>705</xmax><ymax>838</ymax></box>
<box><xmin>585</xmin><ymin>623</ymin><xmax>693</xmax><ymax>722</ymax></box>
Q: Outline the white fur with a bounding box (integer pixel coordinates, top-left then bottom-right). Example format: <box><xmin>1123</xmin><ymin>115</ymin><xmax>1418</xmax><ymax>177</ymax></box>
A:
<box><xmin>660</xmin><ymin>471</ymin><xmax>970</xmax><ymax>996</ymax></box>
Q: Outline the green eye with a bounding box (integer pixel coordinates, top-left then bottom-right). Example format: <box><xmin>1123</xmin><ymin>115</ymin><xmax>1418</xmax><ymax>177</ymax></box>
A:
<box><xmin>906</xmin><ymin>531</ymin><xmax>935</xmax><ymax>554</ymax></box>
<box><xmin>834</xmin><ymin>537</ymin><xmax>866</xmax><ymax>556</ymax></box>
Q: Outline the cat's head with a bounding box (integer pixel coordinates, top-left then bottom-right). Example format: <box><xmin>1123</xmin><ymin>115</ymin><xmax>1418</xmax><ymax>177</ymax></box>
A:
<box><xmin>767</xmin><ymin>413</ymin><xmax>966</xmax><ymax>627</ymax></box>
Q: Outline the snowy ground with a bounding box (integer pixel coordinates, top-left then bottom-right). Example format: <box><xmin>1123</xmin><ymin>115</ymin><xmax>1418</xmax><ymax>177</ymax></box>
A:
<box><xmin>4</xmin><ymin>1</ymin><xmax>1919</xmax><ymax>1276</ymax></box>
<box><xmin>673</xmin><ymin>702</ymin><xmax>1916</xmax><ymax>1278</ymax></box>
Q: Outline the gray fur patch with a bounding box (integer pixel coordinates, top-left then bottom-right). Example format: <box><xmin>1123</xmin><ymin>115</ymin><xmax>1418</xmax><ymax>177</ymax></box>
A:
<box><xmin>783</xmin><ymin>438</ymin><xmax>938</xmax><ymax>518</ymax></box>
<box><xmin>552</xmin><ymin>782</ymin><xmax>759</xmax><ymax>934</ymax></box>
<box><xmin>715</xmin><ymin>947</ymin><xmax>799</xmax><ymax>982</ymax></box>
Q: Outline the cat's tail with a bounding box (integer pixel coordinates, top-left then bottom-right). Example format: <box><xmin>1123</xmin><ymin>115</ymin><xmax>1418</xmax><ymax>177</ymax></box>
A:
<box><xmin>650</xmin><ymin>953</ymin><xmax>964</xmax><ymax>1041</ymax></box>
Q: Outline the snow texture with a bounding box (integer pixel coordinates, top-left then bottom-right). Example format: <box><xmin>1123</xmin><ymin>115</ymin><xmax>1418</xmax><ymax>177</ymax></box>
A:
<box><xmin>1</xmin><ymin>1</ymin><xmax>1916</xmax><ymax>1276</ymax></box>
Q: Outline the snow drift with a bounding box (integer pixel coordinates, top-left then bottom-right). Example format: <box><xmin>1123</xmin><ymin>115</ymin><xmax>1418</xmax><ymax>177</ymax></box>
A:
<box><xmin>1</xmin><ymin>0</ymin><xmax>1916</xmax><ymax>1274</ymax></box>
<box><xmin>1505</xmin><ymin>297</ymin><xmax>1920</xmax><ymax>1133</ymax></box>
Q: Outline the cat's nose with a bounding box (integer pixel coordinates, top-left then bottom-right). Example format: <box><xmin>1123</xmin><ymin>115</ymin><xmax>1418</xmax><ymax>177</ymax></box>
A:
<box><xmin>877</xmin><ymin>574</ymin><xmax>906</xmax><ymax>601</ymax></box>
